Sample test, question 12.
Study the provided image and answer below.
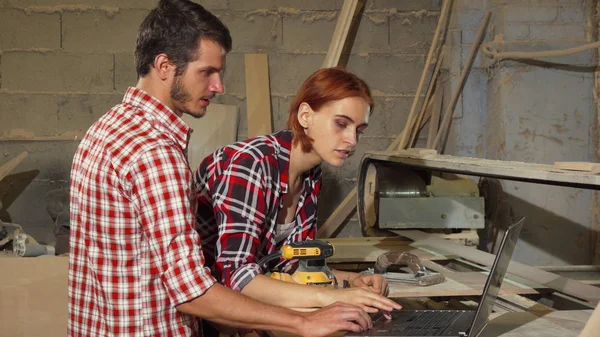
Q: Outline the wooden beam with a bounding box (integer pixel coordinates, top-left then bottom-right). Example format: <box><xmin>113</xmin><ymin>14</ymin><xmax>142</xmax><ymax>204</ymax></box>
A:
<box><xmin>245</xmin><ymin>54</ymin><xmax>272</xmax><ymax>138</ymax></box>
<box><xmin>581</xmin><ymin>301</ymin><xmax>600</xmax><ymax>337</ymax></box>
<box><xmin>363</xmin><ymin>150</ymin><xmax>600</xmax><ymax>188</ymax></box>
<box><xmin>318</xmin><ymin>1</ymin><xmax>451</xmax><ymax>238</ymax></box>
<box><xmin>397</xmin><ymin>0</ymin><xmax>452</xmax><ymax>150</ymax></box>
<box><xmin>432</xmin><ymin>11</ymin><xmax>491</xmax><ymax>150</ymax></box>
<box><xmin>0</xmin><ymin>151</ymin><xmax>27</xmax><ymax>183</ymax></box>
<box><xmin>317</xmin><ymin>190</ymin><xmax>358</xmax><ymax>238</ymax></box>
<box><xmin>0</xmin><ymin>133</ymin><xmax>85</xmax><ymax>141</ymax></box>
<box><xmin>182</xmin><ymin>104</ymin><xmax>239</xmax><ymax>170</ymax></box>
<box><xmin>400</xmin><ymin>230</ymin><xmax>600</xmax><ymax>304</ymax></box>
<box><xmin>326</xmin><ymin>236</ymin><xmax>437</xmax><ymax>263</ymax></box>
<box><xmin>427</xmin><ymin>87</ymin><xmax>443</xmax><ymax>149</ymax></box>
<box><xmin>321</xmin><ymin>0</ymin><xmax>361</xmax><ymax>68</ymax></box>
<box><xmin>554</xmin><ymin>161</ymin><xmax>600</xmax><ymax>174</ymax></box>
<box><xmin>408</xmin><ymin>50</ymin><xmax>445</xmax><ymax>147</ymax></box>
<box><xmin>0</xmin><ymin>255</ymin><xmax>69</xmax><ymax>336</ymax></box>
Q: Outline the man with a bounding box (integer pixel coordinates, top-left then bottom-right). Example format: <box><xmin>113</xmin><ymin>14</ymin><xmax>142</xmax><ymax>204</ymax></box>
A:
<box><xmin>68</xmin><ymin>0</ymin><xmax>372</xmax><ymax>336</ymax></box>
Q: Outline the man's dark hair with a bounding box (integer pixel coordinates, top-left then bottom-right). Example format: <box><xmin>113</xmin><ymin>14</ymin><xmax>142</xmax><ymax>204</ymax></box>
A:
<box><xmin>135</xmin><ymin>0</ymin><xmax>232</xmax><ymax>77</ymax></box>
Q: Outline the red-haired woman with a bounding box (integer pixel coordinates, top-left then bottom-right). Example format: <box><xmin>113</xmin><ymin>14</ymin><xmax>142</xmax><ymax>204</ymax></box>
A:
<box><xmin>193</xmin><ymin>67</ymin><xmax>401</xmax><ymax>315</ymax></box>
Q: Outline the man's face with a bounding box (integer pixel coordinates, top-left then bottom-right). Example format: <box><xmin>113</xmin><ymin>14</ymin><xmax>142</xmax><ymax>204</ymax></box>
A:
<box><xmin>170</xmin><ymin>39</ymin><xmax>226</xmax><ymax>118</ymax></box>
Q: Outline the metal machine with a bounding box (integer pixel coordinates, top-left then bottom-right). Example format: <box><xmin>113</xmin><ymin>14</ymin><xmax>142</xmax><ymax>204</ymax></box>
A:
<box><xmin>357</xmin><ymin>152</ymin><xmax>485</xmax><ymax>236</ymax></box>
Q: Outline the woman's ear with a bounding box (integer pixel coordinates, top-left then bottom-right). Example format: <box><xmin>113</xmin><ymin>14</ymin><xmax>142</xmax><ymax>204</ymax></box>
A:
<box><xmin>297</xmin><ymin>102</ymin><xmax>312</xmax><ymax>128</ymax></box>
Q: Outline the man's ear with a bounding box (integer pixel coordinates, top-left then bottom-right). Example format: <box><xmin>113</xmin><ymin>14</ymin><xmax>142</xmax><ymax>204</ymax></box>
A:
<box><xmin>297</xmin><ymin>102</ymin><xmax>313</xmax><ymax>128</ymax></box>
<box><xmin>153</xmin><ymin>53</ymin><xmax>174</xmax><ymax>81</ymax></box>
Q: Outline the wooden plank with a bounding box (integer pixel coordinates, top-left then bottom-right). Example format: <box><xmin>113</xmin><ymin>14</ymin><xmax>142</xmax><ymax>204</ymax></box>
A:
<box><xmin>399</xmin><ymin>230</ymin><xmax>600</xmax><ymax>304</ymax></box>
<box><xmin>317</xmin><ymin>189</ymin><xmax>358</xmax><ymax>238</ymax></box>
<box><xmin>388</xmin><ymin>271</ymin><xmax>541</xmax><ymax>298</ymax></box>
<box><xmin>497</xmin><ymin>294</ymin><xmax>555</xmax><ymax>312</ymax></box>
<box><xmin>432</xmin><ymin>11</ymin><xmax>491</xmax><ymax>150</ymax></box>
<box><xmin>581</xmin><ymin>301</ymin><xmax>600</xmax><ymax>337</ymax></box>
<box><xmin>245</xmin><ymin>54</ymin><xmax>272</xmax><ymax>138</ymax></box>
<box><xmin>393</xmin><ymin>229</ymin><xmax>478</xmax><ymax>247</ymax></box>
<box><xmin>594</xmin><ymin>192</ymin><xmax>600</xmax><ymax>265</ymax></box>
<box><xmin>554</xmin><ymin>161</ymin><xmax>600</xmax><ymax>174</ymax></box>
<box><xmin>0</xmin><ymin>151</ymin><xmax>27</xmax><ymax>183</ymax></box>
<box><xmin>362</xmin><ymin>151</ymin><xmax>600</xmax><ymax>189</ymax></box>
<box><xmin>535</xmin><ymin>265</ymin><xmax>600</xmax><ymax>285</ymax></box>
<box><xmin>182</xmin><ymin>103</ymin><xmax>239</xmax><ymax>170</ymax></box>
<box><xmin>325</xmin><ymin>236</ymin><xmax>411</xmax><ymax>246</ymax></box>
<box><xmin>321</xmin><ymin>0</ymin><xmax>361</xmax><ymax>68</ymax></box>
<box><xmin>408</xmin><ymin>50</ymin><xmax>445</xmax><ymax>147</ymax></box>
<box><xmin>326</xmin><ymin>237</ymin><xmax>438</xmax><ymax>263</ymax></box>
<box><xmin>398</xmin><ymin>0</ymin><xmax>452</xmax><ymax>150</ymax></box>
<box><xmin>484</xmin><ymin>310</ymin><xmax>592</xmax><ymax>337</ymax></box>
<box><xmin>427</xmin><ymin>85</ymin><xmax>443</xmax><ymax>149</ymax></box>
<box><xmin>537</xmin><ymin>265</ymin><xmax>600</xmax><ymax>272</ymax></box>
<box><xmin>0</xmin><ymin>134</ymin><xmax>85</xmax><ymax>141</ymax></box>
<box><xmin>0</xmin><ymin>255</ymin><xmax>68</xmax><ymax>337</ymax></box>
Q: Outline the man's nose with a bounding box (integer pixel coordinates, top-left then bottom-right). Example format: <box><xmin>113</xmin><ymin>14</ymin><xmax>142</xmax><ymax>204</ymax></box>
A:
<box><xmin>210</xmin><ymin>74</ymin><xmax>224</xmax><ymax>94</ymax></box>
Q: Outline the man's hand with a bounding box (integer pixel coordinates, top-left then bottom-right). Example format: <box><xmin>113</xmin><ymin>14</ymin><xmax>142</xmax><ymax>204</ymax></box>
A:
<box><xmin>319</xmin><ymin>287</ymin><xmax>401</xmax><ymax>316</ymax></box>
<box><xmin>350</xmin><ymin>273</ymin><xmax>389</xmax><ymax>296</ymax></box>
<box><xmin>296</xmin><ymin>302</ymin><xmax>372</xmax><ymax>337</ymax></box>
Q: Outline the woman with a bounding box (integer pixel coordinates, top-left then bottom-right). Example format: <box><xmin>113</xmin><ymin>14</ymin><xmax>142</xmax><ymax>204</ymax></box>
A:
<box><xmin>194</xmin><ymin>67</ymin><xmax>401</xmax><ymax>314</ymax></box>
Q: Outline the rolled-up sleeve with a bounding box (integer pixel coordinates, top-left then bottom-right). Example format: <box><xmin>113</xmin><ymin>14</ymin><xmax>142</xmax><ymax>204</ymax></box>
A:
<box><xmin>130</xmin><ymin>146</ymin><xmax>216</xmax><ymax>306</ymax></box>
<box><xmin>210</xmin><ymin>155</ymin><xmax>274</xmax><ymax>291</ymax></box>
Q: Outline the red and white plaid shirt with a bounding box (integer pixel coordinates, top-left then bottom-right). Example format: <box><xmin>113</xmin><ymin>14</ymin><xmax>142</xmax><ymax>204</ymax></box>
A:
<box><xmin>194</xmin><ymin>130</ymin><xmax>321</xmax><ymax>291</ymax></box>
<box><xmin>69</xmin><ymin>87</ymin><xmax>216</xmax><ymax>337</ymax></box>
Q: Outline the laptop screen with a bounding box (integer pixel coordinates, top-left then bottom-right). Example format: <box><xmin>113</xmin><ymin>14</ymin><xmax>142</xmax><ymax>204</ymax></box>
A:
<box><xmin>468</xmin><ymin>217</ymin><xmax>525</xmax><ymax>337</ymax></box>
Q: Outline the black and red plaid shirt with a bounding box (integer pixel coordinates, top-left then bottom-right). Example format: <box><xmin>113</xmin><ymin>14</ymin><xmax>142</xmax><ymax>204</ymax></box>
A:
<box><xmin>69</xmin><ymin>87</ymin><xmax>216</xmax><ymax>336</ymax></box>
<box><xmin>194</xmin><ymin>130</ymin><xmax>322</xmax><ymax>291</ymax></box>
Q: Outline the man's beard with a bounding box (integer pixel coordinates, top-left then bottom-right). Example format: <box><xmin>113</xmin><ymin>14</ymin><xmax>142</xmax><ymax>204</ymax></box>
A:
<box><xmin>170</xmin><ymin>75</ymin><xmax>205</xmax><ymax>118</ymax></box>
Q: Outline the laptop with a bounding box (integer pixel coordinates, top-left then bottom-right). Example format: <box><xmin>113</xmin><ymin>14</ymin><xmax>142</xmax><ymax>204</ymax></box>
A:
<box><xmin>348</xmin><ymin>217</ymin><xmax>525</xmax><ymax>337</ymax></box>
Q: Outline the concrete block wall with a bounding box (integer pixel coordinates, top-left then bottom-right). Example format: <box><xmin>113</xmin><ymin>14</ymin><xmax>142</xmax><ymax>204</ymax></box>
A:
<box><xmin>0</xmin><ymin>0</ymin><xmax>442</xmax><ymax>243</ymax></box>
<box><xmin>0</xmin><ymin>0</ymin><xmax>598</xmax><ymax>266</ymax></box>
<box><xmin>445</xmin><ymin>0</ymin><xmax>597</xmax><ymax>265</ymax></box>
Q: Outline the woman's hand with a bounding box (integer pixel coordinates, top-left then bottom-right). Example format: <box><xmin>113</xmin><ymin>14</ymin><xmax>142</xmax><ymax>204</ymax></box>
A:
<box><xmin>348</xmin><ymin>273</ymin><xmax>389</xmax><ymax>296</ymax></box>
<box><xmin>318</xmin><ymin>287</ymin><xmax>401</xmax><ymax>316</ymax></box>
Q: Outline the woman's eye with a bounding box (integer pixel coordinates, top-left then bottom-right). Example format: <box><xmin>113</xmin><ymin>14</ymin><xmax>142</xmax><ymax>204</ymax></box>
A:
<box><xmin>335</xmin><ymin>121</ymin><xmax>347</xmax><ymax>128</ymax></box>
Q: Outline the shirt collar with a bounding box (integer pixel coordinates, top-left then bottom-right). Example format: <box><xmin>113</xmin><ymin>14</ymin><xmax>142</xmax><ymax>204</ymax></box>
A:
<box><xmin>123</xmin><ymin>87</ymin><xmax>191</xmax><ymax>150</ymax></box>
<box><xmin>273</xmin><ymin>130</ymin><xmax>292</xmax><ymax>193</ymax></box>
<box><xmin>273</xmin><ymin>129</ymin><xmax>320</xmax><ymax>194</ymax></box>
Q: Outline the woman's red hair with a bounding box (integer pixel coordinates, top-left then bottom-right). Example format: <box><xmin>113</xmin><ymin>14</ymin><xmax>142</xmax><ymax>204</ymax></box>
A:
<box><xmin>287</xmin><ymin>67</ymin><xmax>374</xmax><ymax>153</ymax></box>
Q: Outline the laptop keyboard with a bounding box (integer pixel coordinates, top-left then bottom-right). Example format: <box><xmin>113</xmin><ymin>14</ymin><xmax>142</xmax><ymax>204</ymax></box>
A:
<box><xmin>390</xmin><ymin>310</ymin><xmax>467</xmax><ymax>336</ymax></box>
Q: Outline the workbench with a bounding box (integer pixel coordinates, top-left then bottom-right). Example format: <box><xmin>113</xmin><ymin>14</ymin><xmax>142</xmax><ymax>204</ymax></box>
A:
<box><xmin>1</xmin><ymin>235</ymin><xmax>598</xmax><ymax>337</ymax></box>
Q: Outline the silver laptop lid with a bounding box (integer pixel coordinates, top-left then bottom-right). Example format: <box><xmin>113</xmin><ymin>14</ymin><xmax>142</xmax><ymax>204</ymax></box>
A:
<box><xmin>468</xmin><ymin>217</ymin><xmax>525</xmax><ymax>337</ymax></box>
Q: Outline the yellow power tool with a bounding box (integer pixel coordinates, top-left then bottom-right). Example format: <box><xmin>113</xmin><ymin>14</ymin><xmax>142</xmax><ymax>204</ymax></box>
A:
<box><xmin>259</xmin><ymin>240</ymin><xmax>336</xmax><ymax>286</ymax></box>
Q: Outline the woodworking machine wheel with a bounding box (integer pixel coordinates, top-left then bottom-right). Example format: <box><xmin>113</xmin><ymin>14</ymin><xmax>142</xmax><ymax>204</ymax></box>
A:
<box><xmin>358</xmin><ymin>160</ymin><xmax>430</xmax><ymax>237</ymax></box>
